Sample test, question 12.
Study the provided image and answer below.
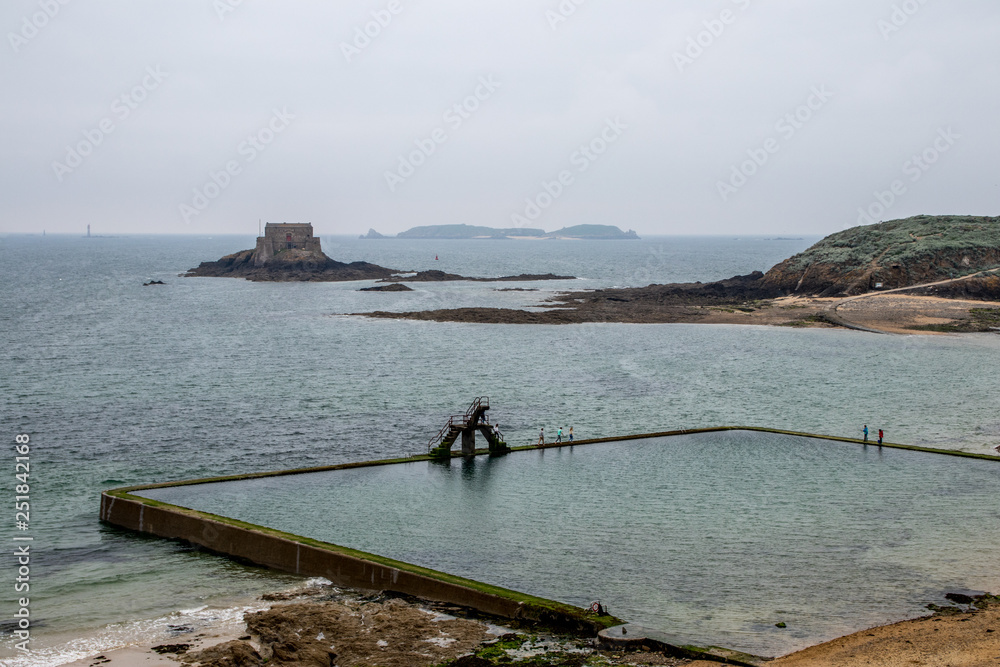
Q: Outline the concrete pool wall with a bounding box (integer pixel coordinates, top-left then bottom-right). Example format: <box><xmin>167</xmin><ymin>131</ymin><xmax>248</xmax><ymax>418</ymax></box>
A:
<box><xmin>100</xmin><ymin>426</ymin><xmax>999</xmax><ymax>655</ymax></box>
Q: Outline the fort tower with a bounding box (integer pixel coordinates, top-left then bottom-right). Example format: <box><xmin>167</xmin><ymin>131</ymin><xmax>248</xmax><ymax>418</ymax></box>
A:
<box><xmin>254</xmin><ymin>222</ymin><xmax>322</xmax><ymax>266</ymax></box>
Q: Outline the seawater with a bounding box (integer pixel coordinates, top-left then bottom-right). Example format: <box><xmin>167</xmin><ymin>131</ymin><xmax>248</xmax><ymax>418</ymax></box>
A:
<box><xmin>2</xmin><ymin>234</ymin><xmax>999</xmax><ymax>663</ymax></box>
<box><xmin>139</xmin><ymin>430</ymin><xmax>1000</xmax><ymax>657</ymax></box>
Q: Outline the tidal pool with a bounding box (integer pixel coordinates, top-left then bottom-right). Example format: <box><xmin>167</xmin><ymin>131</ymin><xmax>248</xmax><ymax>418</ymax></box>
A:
<box><xmin>139</xmin><ymin>430</ymin><xmax>1000</xmax><ymax>656</ymax></box>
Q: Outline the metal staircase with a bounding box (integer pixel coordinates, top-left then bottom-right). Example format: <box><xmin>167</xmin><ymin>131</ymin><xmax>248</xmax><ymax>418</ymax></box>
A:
<box><xmin>428</xmin><ymin>397</ymin><xmax>509</xmax><ymax>459</ymax></box>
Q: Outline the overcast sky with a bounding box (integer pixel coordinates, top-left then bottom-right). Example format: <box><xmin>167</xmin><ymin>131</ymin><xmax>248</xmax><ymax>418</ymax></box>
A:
<box><xmin>2</xmin><ymin>1</ymin><xmax>997</xmax><ymax>237</ymax></box>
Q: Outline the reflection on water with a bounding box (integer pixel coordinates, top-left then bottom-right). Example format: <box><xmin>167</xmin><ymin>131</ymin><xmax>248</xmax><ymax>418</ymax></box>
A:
<box><xmin>141</xmin><ymin>430</ymin><xmax>1000</xmax><ymax>656</ymax></box>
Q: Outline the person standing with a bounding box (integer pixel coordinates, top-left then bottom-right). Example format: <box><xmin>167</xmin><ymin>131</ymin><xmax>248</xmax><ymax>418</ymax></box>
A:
<box><xmin>863</xmin><ymin>425</ymin><xmax>869</xmax><ymax>442</ymax></box>
<box><xmin>536</xmin><ymin>427</ymin><xmax>544</xmax><ymax>446</ymax></box>
<box><xmin>556</xmin><ymin>427</ymin><xmax>563</xmax><ymax>443</ymax></box>
<box><xmin>878</xmin><ymin>429</ymin><xmax>884</xmax><ymax>446</ymax></box>
<box><xmin>568</xmin><ymin>426</ymin><xmax>573</xmax><ymax>442</ymax></box>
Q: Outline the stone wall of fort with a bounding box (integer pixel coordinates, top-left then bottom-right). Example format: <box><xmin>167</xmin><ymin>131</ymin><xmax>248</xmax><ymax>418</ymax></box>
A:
<box><xmin>254</xmin><ymin>223</ymin><xmax>322</xmax><ymax>266</ymax></box>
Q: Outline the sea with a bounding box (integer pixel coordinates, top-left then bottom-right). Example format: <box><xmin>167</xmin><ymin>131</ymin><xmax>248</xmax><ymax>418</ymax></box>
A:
<box><xmin>2</xmin><ymin>233</ymin><xmax>999</xmax><ymax>664</ymax></box>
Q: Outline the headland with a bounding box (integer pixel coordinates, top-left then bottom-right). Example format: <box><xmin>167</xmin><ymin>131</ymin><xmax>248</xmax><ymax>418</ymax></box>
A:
<box><xmin>359</xmin><ymin>216</ymin><xmax>1000</xmax><ymax>334</ymax></box>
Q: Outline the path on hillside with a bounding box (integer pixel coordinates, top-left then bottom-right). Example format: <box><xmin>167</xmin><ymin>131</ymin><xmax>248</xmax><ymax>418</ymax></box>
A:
<box><xmin>824</xmin><ymin>267</ymin><xmax>1000</xmax><ymax>334</ymax></box>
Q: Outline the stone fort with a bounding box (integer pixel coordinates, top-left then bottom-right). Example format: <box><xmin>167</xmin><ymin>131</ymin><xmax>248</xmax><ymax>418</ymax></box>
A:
<box><xmin>254</xmin><ymin>223</ymin><xmax>322</xmax><ymax>266</ymax></box>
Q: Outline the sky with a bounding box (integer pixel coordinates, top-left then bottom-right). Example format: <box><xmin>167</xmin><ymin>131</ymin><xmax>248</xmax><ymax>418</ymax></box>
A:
<box><xmin>2</xmin><ymin>0</ymin><xmax>998</xmax><ymax>237</ymax></box>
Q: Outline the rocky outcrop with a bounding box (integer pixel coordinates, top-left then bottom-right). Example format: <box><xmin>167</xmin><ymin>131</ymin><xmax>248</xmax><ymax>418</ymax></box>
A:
<box><xmin>904</xmin><ymin>272</ymin><xmax>1000</xmax><ymax>300</ymax></box>
<box><xmin>361</xmin><ymin>272</ymin><xmax>781</xmax><ymax>324</ymax></box>
<box><xmin>761</xmin><ymin>215</ymin><xmax>1000</xmax><ymax>297</ymax></box>
<box><xmin>184</xmin><ymin>248</ymin><xmax>396</xmax><ymax>282</ymax></box>
<box><xmin>360</xmin><ymin>283</ymin><xmax>414</xmax><ymax>292</ymax></box>
<box><xmin>379</xmin><ymin>271</ymin><xmax>575</xmax><ymax>283</ymax></box>
<box><xmin>186</xmin><ymin>250</ymin><xmax>575</xmax><ymax>283</ymax></box>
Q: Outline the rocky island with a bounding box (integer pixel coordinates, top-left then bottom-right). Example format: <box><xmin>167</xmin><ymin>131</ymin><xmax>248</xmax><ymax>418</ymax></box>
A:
<box><xmin>379</xmin><ymin>223</ymin><xmax>639</xmax><ymax>240</ymax></box>
<box><xmin>361</xmin><ymin>215</ymin><xmax>1000</xmax><ymax>334</ymax></box>
<box><xmin>184</xmin><ymin>223</ymin><xmax>576</xmax><ymax>283</ymax></box>
<box><xmin>184</xmin><ymin>223</ymin><xmax>395</xmax><ymax>282</ymax></box>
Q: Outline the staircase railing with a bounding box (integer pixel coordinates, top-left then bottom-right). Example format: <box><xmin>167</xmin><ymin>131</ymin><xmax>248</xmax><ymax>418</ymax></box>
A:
<box><xmin>427</xmin><ymin>397</ymin><xmax>490</xmax><ymax>452</ymax></box>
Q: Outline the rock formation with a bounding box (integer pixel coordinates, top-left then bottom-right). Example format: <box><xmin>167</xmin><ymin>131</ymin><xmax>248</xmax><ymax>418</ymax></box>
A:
<box><xmin>761</xmin><ymin>215</ymin><xmax>1000</xmax><ymax>296</ymax></box>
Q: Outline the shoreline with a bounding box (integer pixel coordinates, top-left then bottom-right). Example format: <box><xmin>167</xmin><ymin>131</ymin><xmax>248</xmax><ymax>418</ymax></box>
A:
<box><xmin>43</xmin><ymin>586</ymin><xmax>1000</xmax><ymax>667</ymax></box>
<box><xmin>358</xmin><ymin>293</ymin><xmax>1000</xmax><ymax>335</ymax></box>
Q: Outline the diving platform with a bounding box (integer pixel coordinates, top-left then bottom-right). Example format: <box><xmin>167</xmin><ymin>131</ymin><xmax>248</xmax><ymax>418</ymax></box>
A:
<box><xmin>428</xmin><ymin>397</ymin><xmax>509</xmax><ymax>459</ymax></box>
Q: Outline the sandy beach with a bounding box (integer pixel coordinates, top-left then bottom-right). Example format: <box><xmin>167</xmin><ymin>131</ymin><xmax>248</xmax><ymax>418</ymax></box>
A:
<box><xmin>58</xmin><ymin>586</ymin><xmax>999</xmax><ymax>667</ymax></box>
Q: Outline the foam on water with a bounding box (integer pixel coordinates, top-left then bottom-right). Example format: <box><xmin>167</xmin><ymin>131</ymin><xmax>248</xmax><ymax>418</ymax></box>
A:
<box><xmin>0</xmin><ymin>602</ymin><xmax>262</xmax><ymax>667</ymax></box>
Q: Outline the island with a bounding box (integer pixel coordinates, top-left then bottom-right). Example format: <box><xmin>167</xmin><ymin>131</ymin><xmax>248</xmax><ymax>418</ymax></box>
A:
<box><xmin>396</xmin><ymin>224</ymin><xmax>546</xmax><ymax>239</ymax></box>
<box><xmin>359</xmin><ymin>215</ymin><xmax>1000</xmax><ymax>334</ymax></box>
<box><xmin>185</xmin><ymin>223</ymin><xmax>396</xmax><ymax>282</ymax></box>
<box><xmin>184</xmin><ymin>223</ymin><xmax>576</xmax><ymax>283</ymax></box>
<box><xmin>377</xmin><ymin>223</ymin><xmax>639</xmax><ymax>240</ymax></box>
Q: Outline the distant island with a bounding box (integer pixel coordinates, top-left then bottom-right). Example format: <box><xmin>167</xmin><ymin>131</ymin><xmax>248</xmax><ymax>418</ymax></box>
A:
<box><xmin>367</xmin><ymin>224</ymin><xmax>639</xmax><ymax>240</ymax></box>
<box><xmin>360</xmin><ymin>215</ymin><xmax>1000</xmax><ymax>334</ymax></box>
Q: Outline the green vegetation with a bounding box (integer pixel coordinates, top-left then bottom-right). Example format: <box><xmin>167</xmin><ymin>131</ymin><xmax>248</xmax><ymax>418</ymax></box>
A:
<box><xmin>779</xmin><ymin>314</ymin><xmax>827</xmax><ymax>327</ymax></box>
<box><xmin>474</xmin><ymin>634</ymin><xmax>528</xmax><ymax>661</ymax></box>
<box><xmin>782</xmin><ymin>215</ymin><xmax>1000</xmax><ymax>275</ymax></box>
<box><xmin>908</xmin><ymin>307</ymin><xmax>1000</xmax><ymax>333</ymax></box>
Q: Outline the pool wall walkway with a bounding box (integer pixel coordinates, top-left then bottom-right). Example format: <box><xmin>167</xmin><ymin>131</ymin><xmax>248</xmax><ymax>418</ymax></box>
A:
<box><xmin>100</xmin><ymin>425</ymin><xmax>998</xmax><ymax>659</ymax></box>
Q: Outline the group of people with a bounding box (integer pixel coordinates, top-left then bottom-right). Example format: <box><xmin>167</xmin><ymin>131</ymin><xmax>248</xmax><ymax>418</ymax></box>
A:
<box><xmin>536</xmin><ymin>426</ymin><xmax>573</xmax><ymax>445</ymax></box>
<box><xmin>862</xmin><ymin>424</ymin><xmax>884</xmax><ymax>446</ymax></box>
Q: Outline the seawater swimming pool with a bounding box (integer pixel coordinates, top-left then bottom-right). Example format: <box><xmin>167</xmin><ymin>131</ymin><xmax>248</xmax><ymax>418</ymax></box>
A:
<box><xmin>135</xmin><ymin>429</ymin><xmax>1000</xmax><ymax>657</ymax></box>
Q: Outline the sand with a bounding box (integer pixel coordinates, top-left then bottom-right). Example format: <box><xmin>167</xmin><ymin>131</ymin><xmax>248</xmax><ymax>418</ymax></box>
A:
<box><xmin>772</xmin><ymin>602</ymin><xmax>1000</xmax><ymax>667</ymax></box>
<box><xmin>833</xmin><ymin>294</ymin><xmax>1000</xmax><ymax>334</ymax></box>
<box><xmin>693</xmin><ymin>294</ymin><xmax>1000</xmax><ymax>335</ymax></box>
<box><xmin>58</xmin><ymin>590</ymin><xmax>1000</xmax><ymax>667</ymax></box>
